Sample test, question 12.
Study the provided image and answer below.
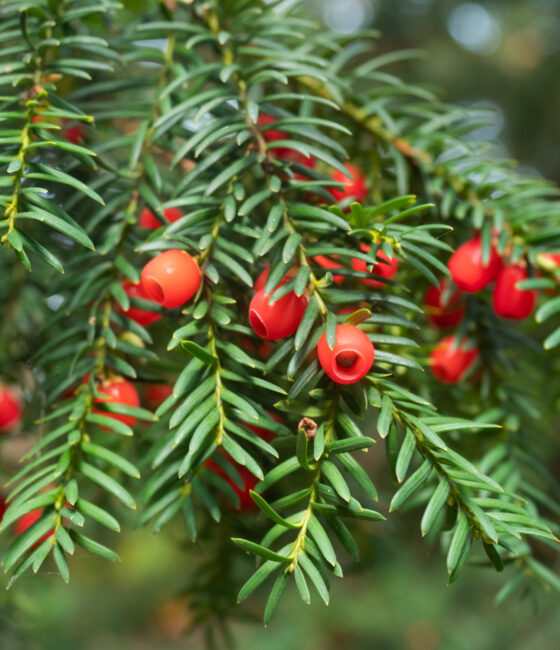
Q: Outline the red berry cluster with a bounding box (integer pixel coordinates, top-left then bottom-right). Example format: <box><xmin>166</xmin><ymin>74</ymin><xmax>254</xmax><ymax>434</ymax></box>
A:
<box><xmin>1</xmin><ymin>215</ymin><xmax>204</xmax><ymax>537</ymax></box>
<box><xmin>259</xmin><ymin>115</ymin><xmax>370</xmax><ymax>204</ymax></box>
<box><xmin>428</xmin><ymin>234</ymin><xmax>541</xmax><ymax>383</ymax></box>
<box><xmin>247</xmin><ymin>123</ymin><xmax>401</xmax><ymax>385</ymax></box>
<box><xmin>448</xmin><ymin>235</ymin><xmax>537</xmax><ymax>320</ymax></box>
<box><xmin>248</xmin><ymin>265</ymin><xmax>376</xmax><ymax>384</ymax></box>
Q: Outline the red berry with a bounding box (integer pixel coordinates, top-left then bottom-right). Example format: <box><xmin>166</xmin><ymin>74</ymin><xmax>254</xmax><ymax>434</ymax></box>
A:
<box><xmin>424</xmin><ymin>280</ymin><xmax>465</xmax><ymax>328</ymax></box>
<box><xmin>312</xmin><ymin>255</ymin><xmax>344</xmax><ymax>284</ymax></box>
<box><xmin>330</xmin><ymin>164</ymin><xmax>368</xmax><ymax>203</ymax></box>
<box><xmin>254</xmin><ymin>267</ymin><xmax>270</xmax><ymax>293</ymax></box>
<box><xmin>249</xmin><ymin>286</ymin><xmax>308</xmax><ymax>340</ymax></box>
<box><xmin>92</xmin><ymin>376</ymin><xmax>140</xmax><ymax>428</ymax></box>
<box><xmin>492</xmin><ymin>264</ymin><xmax>537</xmax><ymax>320</ymax></box>
<box><xmin>141</xmin><ymin>250</ymin><xmax>201</xmax><ymax>309</ymax></box>
<box><xmin>317</xmin><ymin>324</ymin><xmax>374</xmax><ymax>385</ymax></box>
<box><xmin>14</xmin><ymin>508</ymin><xmax>42</xmax><ymax>535</ymax></box>
<box><xmin>259</xmin><ymin>115</ymin><xmax>312</xmax><ymax>163</ymax></box>
<box><xmin>138</xmin><ymin>207</ymin><xmax>183</xmax><ymax>230</ymax></box>
<box><xmin>139</xmin><ymin>208</ymin><xmax>160</xmax><ymax>230</ymax></box>
<box><xmin>0</xmin><ymin>385</ymin><xmax>22</xmax><ymax>432</ymax></box>
<box><xmin>351</xmin><ymin>244</ymin><xmax>399</xmax><ymax>288</ymax></box>
<box><xmin>204</xmin><ymin>451</ymin><xmax>258</xmax><ymax>512</ymax></box>
<box><xmin>118</xmin><ymin>281</ymin><xmax>161</xmax><ymax>327</ymax></box>
<box><xmin>161</xmin><ymin>207</ymin><xmax>182</xmax><ymax>223</ymax></box>
<box><xmin>430</xmin><ymin>336</ymin><xmax>479</xmax><ymax>384</ymax></box>
<box><xmin>232</xmin><ymin>467</ymin><xmax>259</xmax><ymax>511</ymax></box>
<box><xmin>144</xmin><ymin>384</ymin><xmax>173</xmax><ymax>410</ymax></box>
<box><xmin>62</xmin><ymin>120</ymin><xmax>86</xmax><ymax>145</ymax></box>
<box><xmin>448</xmin><ymin>237</ymin><xmax>501</xmax><ymax>293</ymax></box>
<box><xmin>257</xmin><ymin>114</ymin><xmax>287</xmax><ymax>143</ymax></box>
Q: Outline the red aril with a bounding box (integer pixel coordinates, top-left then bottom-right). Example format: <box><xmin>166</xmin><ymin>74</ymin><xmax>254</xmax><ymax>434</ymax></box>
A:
<box><xmin>424</xmin><ymin>280</ymin><xmax>465</xmax><ymax>328</ymax></box>
<box><xmin>118</xmin><ymin>281</ymin><xmax>161</xmax><ymax>327</ymax></box>
<box><xmin>448</xmin><ymin>237</ymin><xmax>501</xmax><ymax>293</ymax></box>
<box><xmin>0</xmin><ymin>385</ymin><xmax>22</xmax><ymax>432</ymax></box>
<box><xmin>317</xmin><ymin>324</ymin><xmax>375</xmax><ymax>384</ymax></box>
<box><xmin>430</xmin><ymin>336</ymin><xmax>479</xmax><ymax>384</ymax></box>
<box><xmin>330</xmin><ymin>164</ymin><xmax>368</xmax><ymax>203</ymax></box>
<box><xmin>138</xmin><ymin>207</ymin><xmax>183</xmax><ymax>230</ymax></box>
<box><xmin>91</xmin><ymin>376</ymin><xmax>140</xmax><ymax>429</ymax></box>
<box><xmin>141</xmin><ymin>250</ymin><xmax>201</xmax><ymax>309</ymax></box>
<box><xmin>351</xmin><ymin>244</ymin><xmax>399</xmax><ymax>288</ymax></box>
<box><xmin>492</xmin><ymin>264</ymin><xmax>537</xmax><ymax>320</ymax></box>
<box><xmin>144</xmin><ymin>384</ymin><xmax>174</xmax><ymax>410</ymax></box>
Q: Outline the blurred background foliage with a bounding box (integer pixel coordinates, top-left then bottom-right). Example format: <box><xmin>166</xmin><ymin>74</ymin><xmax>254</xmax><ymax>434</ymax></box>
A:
<box><xmin>308</xmin><ymin>0</ymin><xmax>560</xmax><ymax>182</ymax></box>
<box><xmin>1</xmin><ymin>525</ymin><xmax>558</xmax><ymax>650</ymax></box>
<box><xmin>1</xmin><ymin>0</ymin><xmax>559</xmax><ymax>648</ymax></box>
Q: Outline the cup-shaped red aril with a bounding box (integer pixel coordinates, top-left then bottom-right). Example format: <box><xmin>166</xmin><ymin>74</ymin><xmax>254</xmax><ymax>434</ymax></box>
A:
<box><xmin>138</xmin><ymin>206</ymin><xmax>183</xmax><ymax>230</ymax></box>
<box><xmin>312</xmin><ymin>255</ymin><xmax>344</xmax><ymax>284</ymax></box>
<box><xmin>424</xmin><ymin>280</ymin><xmax>465</xmax><ymax>328</ymax></box>
<box><xmin>141</xmin><ymin>250</ymin><xmax>201</xmax><ymax>309</ymax></box>
<box><xmin>257</xmin><ymin>114</ymin><xmax>287</xmax><ymax>144</ymax></box>
<box><xmin>429</xmin><ymin>336</ymin><xmax>479</xmax><ymax>384</ymax></box>
<box><xmin>317</xmin><ymin>324</ymin><xmax>375</xmax><ymax>385</ymax></box>
<box><xmin>249</xmin><ymin>289</ymin><xmax>308</xmax><ymax>340</ymax></box>
<box><xmin>351</xmin><ymin>244</ymin><xmax>399</xmax><ymax>288</ymax></box>
<box><xmin>253</xmin><ymin>267</ymin><xmax>270</xmax><ymax>293</ymax></box>
<box><xmin>144</xmin><ymin>384</ymin><xmax>174</xmax><ymax>410</ymax></box>
<box><xmin>118</xmin><ymin>281</ymin><xmax>161</xmax><ymax>327</ymax></box>
<box><xmin>0</xmin><ymin>385</ymin><xmax>22</xmax><ymax>432</ymax></box>
<box><xmin>330</xmin><ymin>164</ymin><xmax>368</xmax><ymax>203</ymax></box>
<box><xmin>92</xmin><ymin>376</ymin><xmax>140</xmax><ymax>429</ymax></box>
<box><xmin>448</xmin><ymin>237</ymin><xmax>501</xmax><ymax>293</ymax></box>
<box><xmin>492</xmin><ymin>264</ymin><xmax>537</xmax><ymax>320</ymax></box>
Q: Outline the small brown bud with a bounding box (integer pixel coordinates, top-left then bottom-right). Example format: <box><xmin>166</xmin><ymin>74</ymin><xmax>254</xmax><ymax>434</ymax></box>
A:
<box><xmin>298</xmin><ymin>417</ymin><xmax>317</xmax><ymax>440</ymax></box>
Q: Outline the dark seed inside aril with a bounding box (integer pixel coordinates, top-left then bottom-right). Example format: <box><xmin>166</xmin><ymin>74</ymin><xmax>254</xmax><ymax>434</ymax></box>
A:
<box><xmin>336</xmin><ymin>351</ymin><xmax>358</xmax><ymax>368</ymax></box>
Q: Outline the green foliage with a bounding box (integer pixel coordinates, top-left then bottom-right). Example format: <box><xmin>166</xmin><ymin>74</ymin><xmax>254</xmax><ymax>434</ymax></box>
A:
<box><xmin>0</xmin><ymin>0</ymin><xmax>558</xmax><ymax>637</ymax></box>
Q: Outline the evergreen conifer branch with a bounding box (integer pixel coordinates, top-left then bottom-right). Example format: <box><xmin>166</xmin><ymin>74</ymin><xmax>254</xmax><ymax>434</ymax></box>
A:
<box><xmin>0</xmin><ymin>0</ymin><xmax>558</xmax><ymax>630</ymax></box>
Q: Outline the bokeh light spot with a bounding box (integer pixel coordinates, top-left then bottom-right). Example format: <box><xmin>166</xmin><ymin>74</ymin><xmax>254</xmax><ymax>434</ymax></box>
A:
<box><xmin>447</xmin><ymin>3</ymin><xmax>502</xmax><ymax>55</ymax></box>
<box><xmin>323</xmin><ymin>0</ymin><xmax>373</xmax><ymax>34</ymax></box>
